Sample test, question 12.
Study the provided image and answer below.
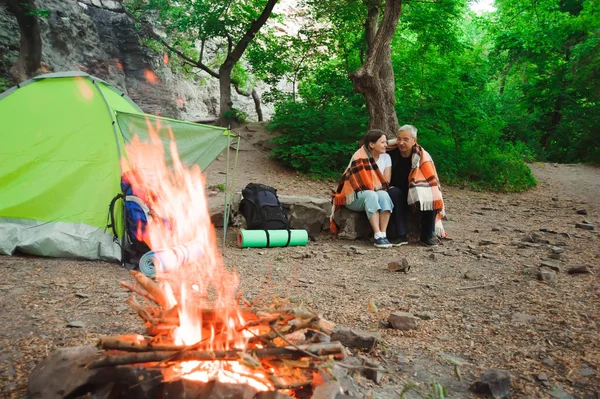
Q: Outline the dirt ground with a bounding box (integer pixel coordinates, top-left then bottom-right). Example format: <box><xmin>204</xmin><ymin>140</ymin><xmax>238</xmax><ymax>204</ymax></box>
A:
<box><xmin>1</xmin><ymin>124</ymin><xmax>598</xmax><ymax>398</ymax></box>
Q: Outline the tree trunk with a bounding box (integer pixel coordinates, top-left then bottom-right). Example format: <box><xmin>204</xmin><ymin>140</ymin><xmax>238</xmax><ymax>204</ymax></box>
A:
<box><xmin>217</xmin><ymin>65</ymin><xmax>235</xmax><ymax>126</ymax></box>
<box><xmin>4</xmin><ymin>0</ymin><xmax>42</xmax><ymax>83</ymax></box>
<box><xmin>350</xmin><ymin>0</ymin><xmax>402</xmax><ymax>138</ymax></box>
<box><xmin>215</xmin><ymin>0</ymin><xmax>278</xmax><ymax>126</ymax></box>
<box><xmin>251</xmin><ymin>89</ymin><xmax>263</xmax><ymax>121</ymax></box>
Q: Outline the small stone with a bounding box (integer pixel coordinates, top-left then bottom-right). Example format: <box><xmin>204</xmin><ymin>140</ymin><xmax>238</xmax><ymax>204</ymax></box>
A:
<box><xmin>551</xmin><ymin>246</ymin><xmax>564</xmax><ymax>254</ymax></box>
<box><xmin>470</xmin><ymin>369</ymin><xmax>511</xmax><ymax>398</ymax></box>
<box><xmin>464</xmin><ymin>270</ymin><xmax>483</xmax><ymax>280</ymax></box>
<box><xmin>429</xmin><ymin>253</ymin><xmax>437</xmax><ymax>260</ymax></box>
<box><xmin>540</xmin><ymin>227</ymin><xmax>559</xmax><ymax>234</ymax></box>
<box><xmin>523</xmin><ymin>266</ymin><xmax>538</xmax><ymax>276</ymax></box>
<box><xmin>568</xmin><ymin>265</ymin><xmax>592</xmax><ymax>274</ymax></box>
<box><xmin>8</xmin><ymin>288</ymin><xmax>25</xmax><ymax>296</ymax></box>
<box><xmin>492</xmin><ymin>227</ymin><xmax>501</xmax><ymax>232</ymax></box>
<box><xmin>549</xmin><ymin>384</ymin><xmax>574</xmax><ymax>399</ymax></box>
<box><xmin>540</xmin><ymin>261</ymin><xmax>560</xmax><ymax>272</ymax></box>
<box><xmin>548</xmin><ymin>253</ymin><xmax>567</xmax><ymax>261</ymax></box>
<box><xmin>576</xmin><ymin>209</ymin><xmax>587</xmax><ymax>215</ymax></box>
<box><xmin>575</xmin><ymin>222</ymin><xmax>594</xmax><ymax>230</ymax></box>
<box><xmin>538</xmin><ymin>268</ymin><xmax>557</xmax><ymax>283</ymax></box>
<box><xmin>331</xmin><ymin>327</ymin><xmax>380</xmax><ymax>349</ymax></box>
<box><xmin>388</xmin><ymin>258</ymin><xmax>410</xmax><ymax>273</ymax></box>
<box><xmin>479</xmin><ymin>240</ymin><xmax>495</xmax><ymax>245</ymax></box>
<box><xmin>397</xmin><ymin>352</ymin><xmax>409</xmax><ymax>365</ymax></box>
<box><xmin>522</xmin><ymin>232</ymin><xmax>548</xmax><ymax>243</ymax></box>
<box><xmin>537</xmin><ymin>372</ymin><xmax>549</xmax><ymax>381</ymax></box>
<box><xmin>511</xmin><ymin>313</ymin><xmax>537</xmax><ymax>324</ymax></box>
<box><xmin>311</xmin><ymin>381</ymin><xmax>341</xmax><ymax>399</ymax></box>
<box><xmin>436</xmin><ymin>333</ymin><xmax>451</xmax><ymax>341</ymax></box>
<box><xmin>74</xmin><ymin>292</ymin><xmax>90</xmax><ymax>298</ymax></box>
<box><xmin>359</xmin><ymin>356</ymin><xmax>384</xmax><ymax>384</ymax></box>
<box><xmin>110</xmin><ymin>292</ymin><xmax>129</xmax><ymax>298</ymax></box>
<box><xmin>577</xmin><ymin>366</ymin><xmax>596</xmax><ymax>376</ymax></box>
<box><xmin>542</xmin><ymin>358</ymin><xmax>555</xmax><ymax>367</ymax></box>
<box><xmin>67</xmin><ymin>321</ymin><xmax>85</xmax><ymax>328</ymax></box>
<box><xmin>388</xmin><ymin>312</ymin><xmax>419</xmax><ymax>331</ymax></box>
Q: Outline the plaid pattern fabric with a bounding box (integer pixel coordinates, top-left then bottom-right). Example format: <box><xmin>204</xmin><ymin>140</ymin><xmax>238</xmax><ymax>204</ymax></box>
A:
<box><xmin>329</xmin><ymin>147</ymin><xmax>389</xmax><ymax>234</ymax></box>
<box><xmin>406</xmin><ymin>144</ymin><xmax>447</xmax><ymax>237</ymax></box>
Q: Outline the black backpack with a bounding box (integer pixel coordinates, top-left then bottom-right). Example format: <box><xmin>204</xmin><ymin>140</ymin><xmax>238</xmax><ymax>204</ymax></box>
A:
<box><xmin>239</xmin><ymin>183</ymin><xmax>289</xmax><ymax>230</ymax></box>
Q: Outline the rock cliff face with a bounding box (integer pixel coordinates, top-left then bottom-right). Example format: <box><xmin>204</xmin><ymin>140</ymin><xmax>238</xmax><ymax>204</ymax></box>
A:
<box><xmin>0</xmin><ymin>0</ymin><xmax>274</xmax><ymax>121</ymax></box>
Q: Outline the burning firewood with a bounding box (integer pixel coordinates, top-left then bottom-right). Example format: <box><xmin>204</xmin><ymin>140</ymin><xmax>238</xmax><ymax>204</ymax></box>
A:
<box><xmin>95</xmin><ymin>272</ymin><xmax>349</xmax><ymax>395</ymax></box>
<box><xmin>90</xmin><ymin>342</ymin><xmax>345</xmax><ymax>368</ymax></box>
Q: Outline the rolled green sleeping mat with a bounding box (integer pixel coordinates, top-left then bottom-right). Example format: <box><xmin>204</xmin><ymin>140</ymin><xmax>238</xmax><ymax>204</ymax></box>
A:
<box><xmin>238</xmin><ymin>229</ymin><xmax>309</xmax><ymax>248</ymax></box>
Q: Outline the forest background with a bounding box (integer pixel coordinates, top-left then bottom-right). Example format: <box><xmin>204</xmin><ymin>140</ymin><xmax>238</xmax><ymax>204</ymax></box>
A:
<box><xmin>2</xmin><ymin>0</ymin><xmax>599</xmax><ymax>192</ymax></box>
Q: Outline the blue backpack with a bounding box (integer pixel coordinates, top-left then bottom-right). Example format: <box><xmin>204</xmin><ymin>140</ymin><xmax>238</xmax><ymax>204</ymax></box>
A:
<box><xmin>108</xmin><ymin>180</ymin><xmax>151</xmax><ymax>264</ymax></box>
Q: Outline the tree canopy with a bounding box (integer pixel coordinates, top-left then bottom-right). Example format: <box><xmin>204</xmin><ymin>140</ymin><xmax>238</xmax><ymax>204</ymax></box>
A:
<box><xmin>3</xmin><ymin>0</ymin><xmax>599</xmax><ymax>191</ymax></box>
<box><xmin>264</xmin><ymin>0</ymin><xmax>598</xmax><ymax>191</ymax></box>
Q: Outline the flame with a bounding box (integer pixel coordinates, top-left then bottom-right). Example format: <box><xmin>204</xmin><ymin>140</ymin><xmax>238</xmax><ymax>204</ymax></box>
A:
<box><xmin>74</xmin><ymin>76</ymin><xmax>94</xmax><ymax>100</ymax></box>
<box><xmin>163</xmin><ymin>53</ymin><xmax>170</xmax><ymax>66</ymax></box>
<box><xmin>114</xmin><ymin>59</ymin><xmax>124</xmax><ymax>71</ymax></box>
<box><xmin>122</xmin><ymin>121</ymin><xmax>272</xmax><ymax>390</ymax></box>
<box><xmin>144</xmin><ymin>69</ymin><xmax>159</xmax><ymax>84</ymax></box>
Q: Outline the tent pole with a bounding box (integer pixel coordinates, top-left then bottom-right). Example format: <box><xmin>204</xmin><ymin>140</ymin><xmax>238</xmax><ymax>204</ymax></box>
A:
<box><xmin>223</xmin><ymin>134</ymin><xmax>241</xmax><ymax>245</ymax></box>
<box><xmin>222</xmin><ymin>128</ymin><xmax>231</xmax><ymax>250</ymax></box>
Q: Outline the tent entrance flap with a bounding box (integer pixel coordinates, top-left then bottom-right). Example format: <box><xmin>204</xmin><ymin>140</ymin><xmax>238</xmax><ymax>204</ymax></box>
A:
<box><xmin>116</xmin><ymin>112</ymin><xmax>233</xmax><ymax>171</ymax></box>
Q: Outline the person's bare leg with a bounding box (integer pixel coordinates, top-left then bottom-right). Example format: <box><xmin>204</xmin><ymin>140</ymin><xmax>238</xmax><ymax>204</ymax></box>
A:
<box><xmin>379</xmin><ymin>210</ymin><xmax>390</xmax><ymax>233</ymax></box>
<box><xmin>369</xmin><ymin>211</ymin><xmax>381</xmax><ymax>233</ymax></box>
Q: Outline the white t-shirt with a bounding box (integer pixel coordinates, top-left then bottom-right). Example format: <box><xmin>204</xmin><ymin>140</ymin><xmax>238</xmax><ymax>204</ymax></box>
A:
<box><xmin>375</xmin><ymin>153</ymin><xmax>392</xmax><ymax>173</ymax></box>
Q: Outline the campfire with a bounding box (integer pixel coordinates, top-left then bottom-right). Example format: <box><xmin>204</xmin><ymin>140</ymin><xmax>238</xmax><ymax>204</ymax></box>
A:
<box><xmin>98</xmin><ymin>270</ymin><xmax>343</xmax><ymax>397</ymax></box>
<box><xmin>28</xmin><ymin>127</ymin><xmax>346</xmax><ymax>398</ymax></box>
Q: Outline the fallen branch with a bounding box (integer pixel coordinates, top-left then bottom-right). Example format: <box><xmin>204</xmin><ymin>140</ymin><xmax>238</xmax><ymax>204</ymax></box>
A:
<box><xmin>248</xmin><ymin>317</ymin><xmax>317</xmax><ymax>344</ymax></box>
<box><xmin>457</xmin><ymin>284</ymin><xmax>495</xmax><ymax>290</ymax></box>
<box><xmin>130</xmin><ymin>271</ymin><xmax>168</xmax><ymax>308</ymax></box>
<box><xmin>120</xmin><ymin>281</ymin><xmax>157</xmax><ymax>305</ymax></box>
<box><xmin>89</xmin><ymin>342</ymin><xmax>345</xmax><ymax>368</ymax></box>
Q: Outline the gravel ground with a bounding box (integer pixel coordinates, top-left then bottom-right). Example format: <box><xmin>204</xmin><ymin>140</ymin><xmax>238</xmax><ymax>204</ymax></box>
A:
<box><xmin>1</xmin><ymin>126</ymin><xmax>599</xmax><ymax>398</ymax></box>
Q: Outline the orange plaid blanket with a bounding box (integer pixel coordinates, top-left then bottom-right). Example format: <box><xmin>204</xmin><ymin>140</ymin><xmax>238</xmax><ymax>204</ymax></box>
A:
<box><xmin>329</xmin><ymin>147</ymin><xmax>388</xmax><ymax>234</ymax></box>
<box><xmin>406</xmin><ymin>144</ymin><xmax>447</xmax><ymax>237</ymax></box>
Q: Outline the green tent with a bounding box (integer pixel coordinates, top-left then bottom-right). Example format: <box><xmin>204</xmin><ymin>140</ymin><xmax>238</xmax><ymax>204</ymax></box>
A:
<box><xmin>0</xmin><ymin>71</ymin><xmax>231</xmax><ymax>262</ymax></box>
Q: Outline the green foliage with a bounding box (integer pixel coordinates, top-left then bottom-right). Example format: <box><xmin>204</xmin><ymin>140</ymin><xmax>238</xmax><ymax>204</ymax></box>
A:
<box><xmin>268</xmin><ymin>59</ymin><xmax>369</xmax><ymax>179</ymax></box>
<box><xmin>223</xmin><ymin>108</ymin><xmax>248</xmax><ymax>124</ymax></box>
<box><xmin>27</xmin><ymin>8</ymin><xmax>50</xmax><ymax>18</ymax></box>
<box><xmin>269</xmin><ymin>100</ymin><xmax>368</xmax><ymax>179</ymax></box>
<box><xmin>123</xmin><ymin>0</ymin><xmax>278</xmax><ymax>106</ymax></box>
<box><xmin>0</xmin><ymin>77</ymin><xmax>11</xmax><ymax>93</ymax></box>
<box><xmin>216</xmin><ymin>183</ymin><xmax>226</xmax><ymax>192</ymax></box>
<box><xmin>268</xmin><ymin>0</ymin><xmax>537</xmax><ymax>192</ymax></box>
<box><xmin>489</xmin><ymin>0</ymin><xmax>600</xmax><ymax>163</ymax></box>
